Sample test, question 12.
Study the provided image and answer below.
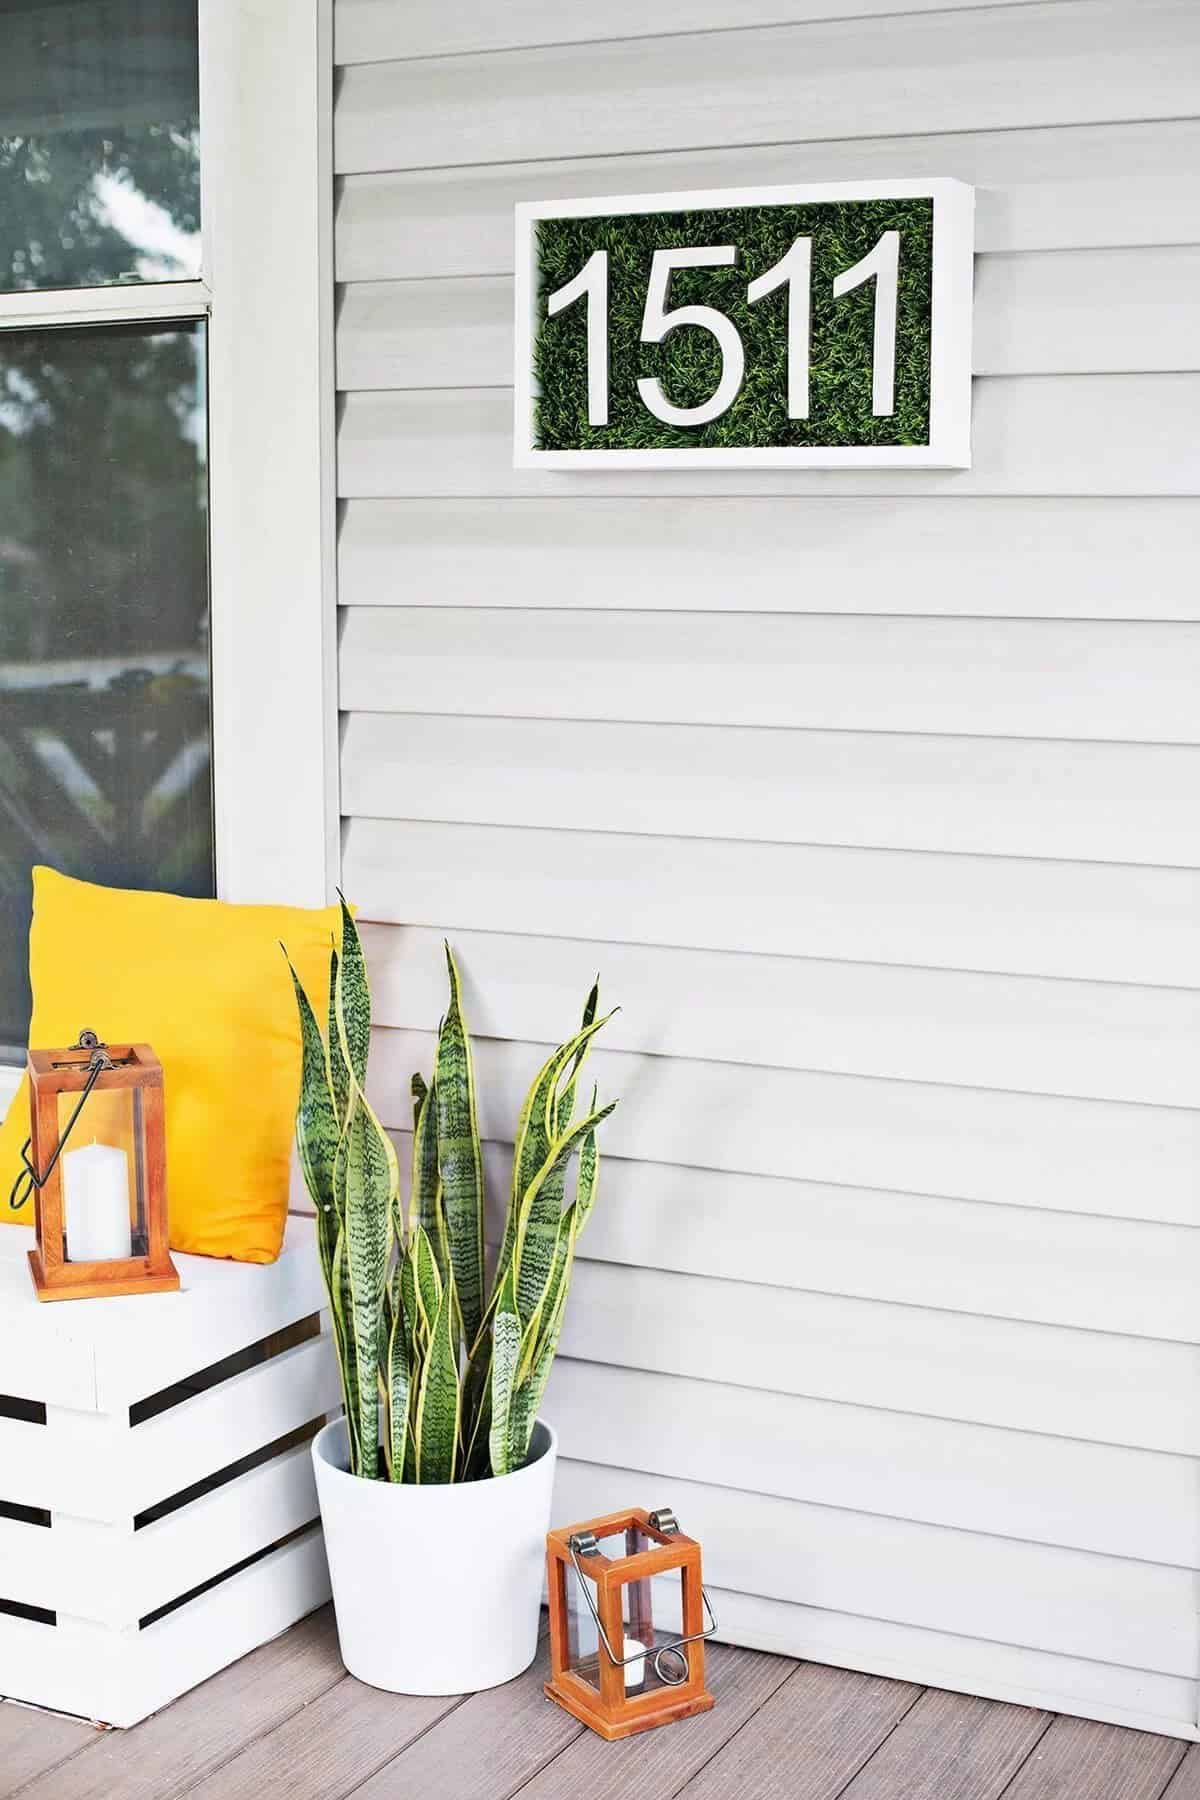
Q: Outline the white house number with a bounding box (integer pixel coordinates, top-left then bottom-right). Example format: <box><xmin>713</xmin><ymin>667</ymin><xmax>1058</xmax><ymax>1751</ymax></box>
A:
<box><xmin>546</xmin><ymin>230</ymin><xmax>902</xmax><ymax>429</ymax></box>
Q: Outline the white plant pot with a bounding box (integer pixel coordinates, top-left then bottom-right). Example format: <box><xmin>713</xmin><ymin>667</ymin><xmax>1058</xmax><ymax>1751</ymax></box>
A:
<box><xmin>311</xmin><ymin>1416</ymin><xmax>558</xmax><ymax>1694</ymax></box>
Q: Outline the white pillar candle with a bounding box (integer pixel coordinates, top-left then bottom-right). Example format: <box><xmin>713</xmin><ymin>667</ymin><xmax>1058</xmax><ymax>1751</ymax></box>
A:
<box><xmin>64</xmin><ymin>1141</ymin><xmax>132</xmax><ymax>1262</ymax></box>
<box><xmin>622</xmin><ymin>1634</ymin><xmax>647</xmax><ymax>1690</ymax></box>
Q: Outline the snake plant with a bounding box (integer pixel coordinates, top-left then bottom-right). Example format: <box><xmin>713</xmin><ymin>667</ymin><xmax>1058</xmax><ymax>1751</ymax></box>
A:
<box><xmin>286</xmin><ymin>900</ymin><xmax>617</xmax><ymax>1483</ymax></box>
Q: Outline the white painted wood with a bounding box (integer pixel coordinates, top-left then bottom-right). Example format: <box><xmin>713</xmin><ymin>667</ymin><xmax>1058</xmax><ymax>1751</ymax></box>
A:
<box><xmin>0</xmin><ymin>1530</ymin><xmax>329</xmax><ymax>1728</ymax></box>
<box><xmin>335</xmin><ymin>122</ymin><xmax>1200</xmax><ymax>279</ymax></box>
<box><xmin>0</xmin><ymin>281</ymin><xmax>208</xmax><ymax>328</ymax></box>
<box><xmin>337</xmin><ymin>496</ymin><xmax>1200</xmax><ymax>621</ymax></box>
<box><xmin>337</xmin><ymin>375</ymin><xmax>1200</xmax><ymax>497</ymax></box>
<box><xmin>0</xmin><ymin>1517</ymin><xmax>63</xmax><ymax>1614</ymax></box>
<box><xmin>337</xmin><ymin>249</ymin><xmax>1200</xmax><ymax>391</ymax></box>
<box><xmin>543</xmin><ymin>1360</ymin><xmax>1200</xmax><ymax>1565</ymax></box>
<box><xmin>369</xmin><ymin>1029</ymin><xmax>1200</xmax><ymax>1228</ymax></box>
<box><xmin>343</xmin><ymin>819</ymin><xmax>1200</xmax><ymax>989</ymax></box>
<box><xmin>552</xmin><ymin>1457</ymin><xmax>1197</xmax><ymax>1676</ymax></box>
<box><xmin>92</xmin><ymin>1219</ymin><xmax>326</xmax><ymax>1411</ymax></box>
<box><xmin>0</xmin><ymin>1214</ymin><xmax>324</xmax><ymax>1416</ymax></box>
<box><xmin>0</xmin><ymin>1218</ymin><xmax>334</xmax><ymax>1719</ymax></box>
<box><xmin>552</xmin><ymin>1261</ymin><xmax>1200</xmax><ymax>1456</ymax></box>
<box><xmin>204</xmin><ymin>0</ymin><xmax>338</xmax><ymax>908</ymax></box>
<box><xmin>123</xmin><ymin>1336</ymin><xmax>340</xmax><ymax>1519</ymax></box>
<box><xmin>363</xmin><ymin>925</ymin><xmax>1200</xmax><ymax>1111</ymax></box>
<box><xmin>330</xmin><ymin>0</ymin><xmax>1200</xmax><ymax>1734</ymax></box>
<box><xmin>696</xmin><ymin>1586</ymin><xmax>1200</xmax><ymax>1742</ymax></box>
<box><xmin>0</xmin><ymin>1064</ymin><xmax>21</xmax><ymax>1114</ymax></box>
<box><xmin>973</xmin><ymin>246</ymin><xmax>1200</xmax><ymax>376</ymax></box>
<box><xmin>338</xmin><ymin>612</ymin><xmax>1200</xmax><ymax>748</ymax></box>
<box><xmin>334</xmin><ymin>3</ymin><xmax>1200</xmax><ymax>174</ymax></box>
<box><xmin>336</xmin><ymin>0</ymin><xmax>1047</xmax><ymax>64</ymax></box>
<box><xmin>393</xmin><ymin>1133</ymin><xmax>1199</xmax><ymax>1343</ymax></box>
<box><xmin>116</xmin><ymin>1529</ymin><xmax>330</xmax><ymax>1728</ymax></box>
<box><xmin>344</xmin><ymin>711</ymin><xmax>1198</xmax><ymax>866</ymax></box>
<box><xmin>127</xmin><ymin>1445</ymin><xmax>320</xmax><ymax>1622</ymax></box>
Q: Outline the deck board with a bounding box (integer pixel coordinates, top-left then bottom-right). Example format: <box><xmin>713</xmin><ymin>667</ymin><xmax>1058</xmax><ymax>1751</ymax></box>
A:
<box><xmin>16</xmin><ymin>1609</ymin><xmax>344</xmax><ymax>1800</ymax></box>
<box><xmin>0</xmin><ymin>1699</ymin><xmax>96</xmax><ymax>1798</ymax></box>
<box><xmin>181</xmin><ymin>1672</ymin><xmax>463</xmax><ymax>1800</ymax></box>
<box><xmin>5</xmin><ymin>1613</ymin><xmax>1195</xmax><ymax>1800</ymax></box>
<box><xmin>518</xmin><ymin>1641</ymin><xmax>796</xmax><ymax>1800</ymax></box>
<box><xmin>1000</xmin><ymin>1713</ymin><xmax>1186</xmax><ymax>1798</ymax></box>
<box><xmin>350</xmin><ymin>1638</ymin><xmax>579</xmax><ymax>1800</ymax></box>
<box><xmin>833</xmin><ymin>1686</ymin><xmax>1052</xmax><ymax>1800</ymax></box>
<box><xmin>674</xmin><ymin>1660</ymin><xmax>921</xmax><ymax>1800</ymax></box>
<box><xmin>1157</xmin><ymin>1743</ymin><xmax>1200</xmax><ymax>1798</ymax></box>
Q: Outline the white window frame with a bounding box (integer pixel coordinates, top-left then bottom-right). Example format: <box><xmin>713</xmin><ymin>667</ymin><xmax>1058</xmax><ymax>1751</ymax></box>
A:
<box><xmin>0</xmin><ymin>0</ymin><xmax>338</xmax><ymax>1102</ymax></box>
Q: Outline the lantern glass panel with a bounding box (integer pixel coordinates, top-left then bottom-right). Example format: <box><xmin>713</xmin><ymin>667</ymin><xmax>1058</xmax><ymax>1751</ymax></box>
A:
<box><xmin>564</xmin><ymin>1525</ymin><xmax>688</xmax><ymax>1697</ymax></box>
<box><xmin>56</xmin><ymin>1083</ymin><xmax>145</xmax><ymax>1262</ymax></box>
<box><xmin>615</xmin><ymin>1527</ymin><xmax>686</xmax><ymax>1697</ymax></box>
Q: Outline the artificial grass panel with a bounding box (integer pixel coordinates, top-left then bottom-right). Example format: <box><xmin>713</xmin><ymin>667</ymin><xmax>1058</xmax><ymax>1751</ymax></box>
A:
<box><xmin>534</xmin><ymin>198</ymin><xmax>934</xmax><ymax>452</ymax></box>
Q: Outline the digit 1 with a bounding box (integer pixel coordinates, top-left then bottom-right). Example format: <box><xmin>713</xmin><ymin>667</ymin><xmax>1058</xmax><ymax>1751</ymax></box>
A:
<box><xmin>831</xmin><ymin>229</ymin><xmax>900</xmax><ymax>417</ymax></box>
<box><xmin>546</xmin><ymin>249</ymin><xmax>610</xmax><ymax>426</ymax></box>
<box><xmin>747</xmin><ymin>237</ymin><xmax>812</xmax><ymax>419</ymax></box>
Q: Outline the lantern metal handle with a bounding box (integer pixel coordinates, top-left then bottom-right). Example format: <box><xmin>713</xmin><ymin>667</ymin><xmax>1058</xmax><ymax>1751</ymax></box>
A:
<box><xmin>8</xmin><ymin>1030</ymin><xmax>115</xmax><ymax>1212</ymax></box>
<box><xmin>567</xmin><ymin>1507</ymin><xmax>719</xmax><ymax>1687</ymax></box>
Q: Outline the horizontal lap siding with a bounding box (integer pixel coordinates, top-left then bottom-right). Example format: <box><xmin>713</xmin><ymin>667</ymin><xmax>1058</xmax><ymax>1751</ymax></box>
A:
<box><xmin>331</xmin><ymin>0</ymin><xmax>1200</xmax><ymax>1736</ymax></box>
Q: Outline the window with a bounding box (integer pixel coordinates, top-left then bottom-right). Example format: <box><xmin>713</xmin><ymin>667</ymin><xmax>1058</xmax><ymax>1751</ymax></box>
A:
<box><xmin>0</xmin><ymin>1</ymin><xmax>210</xmax><ymax>1053</ymax></box>
<box><xmin>0</xmin><ymin>0</ymin><xmax>336</xmax><ymax>1069</ymax></box>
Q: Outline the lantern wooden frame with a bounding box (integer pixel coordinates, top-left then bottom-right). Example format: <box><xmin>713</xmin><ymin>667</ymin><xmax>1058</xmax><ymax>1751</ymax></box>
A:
<box><xmin>545</xmin><ymin>1505</ymin><xmax>715</xmax><ymax>1740</ymax></box>
<box><xmin>25</xmin><ymin>1041</ymin><xmax>178</xmax><ymax>1302</ymax></box>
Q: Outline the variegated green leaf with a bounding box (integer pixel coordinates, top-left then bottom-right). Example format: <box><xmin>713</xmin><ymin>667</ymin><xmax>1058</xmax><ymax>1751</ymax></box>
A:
<box><xmin>435</xmin><ymin>944</ymin><xmax>485</xmax><ymax>1351</ymax></box>
<box><xmin>339</xmin><ymin>1090</ymin><xmax>394</xmax><ymax>1479</ymax></box>
<box><xmin>555</xmin><ymin>979</ymin><xmax>599</xmax><ymax>1135</ymax></box>
<box><xmin>334</xmin><ymin>893</ymin><xmax>370</xmax><ymax>1092</ymax></box>
<box><xmin>327</xmin><ymin>945</ymin><xmax>350</xmax><ymax>1129</ymax></box>
<box><xmin>460</xmin><ymin>1346</ymin><xmax>493</xmax><ymax>1481</ymax></box>
<box><xmin>491</xmin><ymin>1003</ymin><xmax>614</xmax><ymax>1327</ymax></box>
<box><xmin>517</xmin><ymin>1206</ymin><xmax>573</xmax><ymax>1384</ymax></box>
<box><xmin>387</xmin><ymin>1283</ymin><xmax>412</xmax><ymax>1481</ymax></box>
<box><xmin>514</xmin><ymin>1100</ymin><xmax>616</xmax><ymax>1322</ymax></box>
<box><xmin>415</xmin><ymin>1272</ymin><xmax>461</xmax><ymax>1484</ymax></box>
<box><xmin>331</xmin><ymin>1226</ymin><xmax>362</xmax><ymax>1475</ymax></box>
<box><xmin>507</xmin><ymin>1283</ymin><xmax>570</xmax><ymax>1471</ymax></box>
<box><xmin>488</xmin><ymin>1261</ymin><xmax>522</xmax><ymax>1478</ymax></box>
<box><xmin>409</xmin><ymin>1074</ymin><xmax>448</xmax><ymax>1277</ymax></box>
<box><xmin>284</xmin><ymin>956</ymin><xmax>340</xmax><ymax>1283</ymax></box>
<box><xmin>410</xmin><ymin>1222</ymin><xmax>443</xmax><ymax>1345</ymax></box>
<box><xmin>575</xmin><ymin>1100</ymin><xmax>600</xmax><ymax>1236</ymax></box>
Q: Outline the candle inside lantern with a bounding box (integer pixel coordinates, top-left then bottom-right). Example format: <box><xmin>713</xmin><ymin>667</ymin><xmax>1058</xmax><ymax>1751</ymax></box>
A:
<box><xmin>63</xmin><ymin>1141</ymin><xmax>132</xmax><ymax>1262</ymax></box>
<box><xmin>622</xmin><ymin>1635</ymin><xmax>647</xmax><ymax>1690</ymax></box>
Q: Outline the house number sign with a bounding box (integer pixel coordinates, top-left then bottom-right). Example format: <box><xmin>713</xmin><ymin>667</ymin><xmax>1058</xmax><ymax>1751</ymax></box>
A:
<box><xmin>514</xmin><ymin>180</ymin><xmax>973</xmax><ymax>469</ymax></box>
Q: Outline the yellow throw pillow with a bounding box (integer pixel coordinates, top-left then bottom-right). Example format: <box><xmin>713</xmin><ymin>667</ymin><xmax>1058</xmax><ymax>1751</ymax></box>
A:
<box><xmin>0</xmin><ymin>867</ymin><xmax>341</xmax><ymax>1264</ymax></box>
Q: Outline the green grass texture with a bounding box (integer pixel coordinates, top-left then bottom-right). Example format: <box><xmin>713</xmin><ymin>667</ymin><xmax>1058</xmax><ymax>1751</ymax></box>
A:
<box><xmin>534</xmin><ymin>198</ymin><xmax>933</xmax><ymax>452</ymax></box>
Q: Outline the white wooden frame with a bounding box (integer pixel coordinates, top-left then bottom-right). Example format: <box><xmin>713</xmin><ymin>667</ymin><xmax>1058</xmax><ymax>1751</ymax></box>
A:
<box><xmin>514</xmin><ymin>178</ymin><xmax>974</xmax><ymax>470</ymax></box>
<box><xmin>0</xmin><ymin>1217</ymin><xmax>334</xmax><ymax>1725</ymax></box>
<box><xmin>0</xmin><ymin>0</ymin><xmax>338</xmax><ymax>1091</ymax></box>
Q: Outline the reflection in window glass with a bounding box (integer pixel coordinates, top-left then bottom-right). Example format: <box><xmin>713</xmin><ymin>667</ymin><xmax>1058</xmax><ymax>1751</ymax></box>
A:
<box><xmin>0</xmin><ymin>0</ymin><xmax>199</xmax><ymax>292</ymax></box>
<box><xmin>0</xmin><ymin>321</ymin><xmax>213</xmax><ymax>1049</ymax></box>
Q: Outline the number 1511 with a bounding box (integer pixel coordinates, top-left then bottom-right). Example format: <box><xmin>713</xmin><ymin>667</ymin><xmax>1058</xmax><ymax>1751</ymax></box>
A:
<box><xmin>546</xmin><ymin>230</ymin><xmax>901</xmax><ymax>430</ymax></box>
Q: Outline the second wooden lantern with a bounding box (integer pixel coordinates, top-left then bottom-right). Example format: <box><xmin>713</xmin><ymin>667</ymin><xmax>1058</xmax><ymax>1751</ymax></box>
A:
<box><xmin>545</xmin><ymin>1505</ymin><xmax>716</xmax><ymax>1739</ymax></box>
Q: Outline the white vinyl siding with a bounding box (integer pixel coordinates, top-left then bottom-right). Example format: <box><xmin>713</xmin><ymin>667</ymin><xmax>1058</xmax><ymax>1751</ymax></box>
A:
<box><xmin>331</xmin><ymin>0</ymin><xmax>1200</xmax><ymax>1739</ymax></box>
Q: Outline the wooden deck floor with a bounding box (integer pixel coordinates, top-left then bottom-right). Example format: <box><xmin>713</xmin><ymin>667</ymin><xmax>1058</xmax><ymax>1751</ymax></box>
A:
<box><xmin>3</xmin><ymin>1611</ymin><xmax>1197</xmax><ymax>1800</ymax></box>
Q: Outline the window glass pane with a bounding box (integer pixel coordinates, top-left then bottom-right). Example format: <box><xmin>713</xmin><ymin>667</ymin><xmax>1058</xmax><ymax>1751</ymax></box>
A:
<box><xmin>0</xmin><ymin>1</ymin><xmax>199</xmax><ymax>292</ymax></box>
<box><xmin>0</xmin><ymin>320</ymin><xmax>213</xmax><ymax>1050</ymax></box>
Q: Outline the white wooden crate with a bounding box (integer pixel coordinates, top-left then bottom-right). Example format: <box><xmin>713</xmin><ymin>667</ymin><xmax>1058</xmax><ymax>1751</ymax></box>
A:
<box><xmin>0</xmin><ymin>1216</ymin><xmax>336</xmax><ymax>1726</ymax></box>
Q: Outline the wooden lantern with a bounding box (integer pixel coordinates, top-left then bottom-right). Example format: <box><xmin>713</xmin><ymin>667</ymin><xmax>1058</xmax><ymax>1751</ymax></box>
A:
<box><xmin>16</xmin><ymin>1030</ymin><xmax>178</xmax><ymax>1302</ymax></box>
<box><xmin>545</xmin><ymin>1505</ymin><xmax>716</xmax><ymax>1739</ymax></box>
